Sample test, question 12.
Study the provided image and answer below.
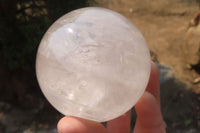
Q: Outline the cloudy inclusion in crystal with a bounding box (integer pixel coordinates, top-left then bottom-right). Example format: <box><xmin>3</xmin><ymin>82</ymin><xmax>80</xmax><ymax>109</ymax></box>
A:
<box><xmin>36</xmin><ymin>7</ymin><xmax>151</xmax><ymax>122</ymax></box>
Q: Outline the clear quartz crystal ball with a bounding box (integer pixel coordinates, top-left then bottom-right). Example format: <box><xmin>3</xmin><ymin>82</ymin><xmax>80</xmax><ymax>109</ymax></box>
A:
<box><xmin>36</xmin><ymin>7</ymin><xmax>150</xmax><ymax>122</ymax></box>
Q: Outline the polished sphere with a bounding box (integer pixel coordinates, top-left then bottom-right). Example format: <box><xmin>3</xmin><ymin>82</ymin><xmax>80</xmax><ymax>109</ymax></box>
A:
<box><xmin>36</xmin><ymin>7</ymin><xmax>150</xmax><ymax>122</ymax></box>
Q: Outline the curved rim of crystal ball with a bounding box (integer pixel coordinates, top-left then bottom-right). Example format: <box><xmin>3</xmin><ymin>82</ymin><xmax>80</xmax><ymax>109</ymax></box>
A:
<box><xmin>36</xmin><ymin>7</ymin><xmax>151</xmax><ymax>122</ymax></box>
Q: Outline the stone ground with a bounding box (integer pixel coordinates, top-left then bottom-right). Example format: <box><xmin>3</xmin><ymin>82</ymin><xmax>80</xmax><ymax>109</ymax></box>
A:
<box><xmin>95</xmin><ymin>1</ymin><xmax>200</xmax><ymax>131</ymax></box>
<box><xmin>0</xmin><ymin>64</ymin><xmax>199</xmax><ymax>133</ymax></box>
<box><xmin>0</xmin><ymin>0</ymin><xmax>200</xmax><ymax>132</ymax></box>
<box><xmin>96</xmin><ymin>0</ymin><xmax>200</xmax><ymax>94</ymax></box>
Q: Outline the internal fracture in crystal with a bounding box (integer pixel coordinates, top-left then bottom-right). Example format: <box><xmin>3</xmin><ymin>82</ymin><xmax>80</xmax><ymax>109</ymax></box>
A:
<box><xmin>36</xmin><ymin>7</ymin><xmax>151</xmax><ymax>122</ymax></box>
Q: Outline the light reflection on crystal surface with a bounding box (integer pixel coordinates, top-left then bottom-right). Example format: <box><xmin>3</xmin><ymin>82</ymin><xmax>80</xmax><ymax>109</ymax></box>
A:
<box><xmin>36</xmin><ymin>7</ymin><xmax>150</xmax><ymax>122</ymax></box>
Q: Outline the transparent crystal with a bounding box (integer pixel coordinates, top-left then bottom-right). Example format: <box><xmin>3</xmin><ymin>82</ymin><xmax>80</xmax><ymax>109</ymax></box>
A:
<box><xmin>36</xmin><ymin>7</ymin><xmax>150</xmax><ymax>122</ymax></box>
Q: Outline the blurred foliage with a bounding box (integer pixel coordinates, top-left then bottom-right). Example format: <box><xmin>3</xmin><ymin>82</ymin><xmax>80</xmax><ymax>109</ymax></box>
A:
<box><xmin>0</xmin><ymin>0</ymin><xmax>96</xmax><ymax>70</ymax></box>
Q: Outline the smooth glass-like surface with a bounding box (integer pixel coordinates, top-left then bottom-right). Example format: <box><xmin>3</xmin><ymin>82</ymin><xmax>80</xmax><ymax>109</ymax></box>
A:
<box><xmin>36</xmin><ymin>7</ymin><xmax>150</xmax><ymax>122</ymax></box>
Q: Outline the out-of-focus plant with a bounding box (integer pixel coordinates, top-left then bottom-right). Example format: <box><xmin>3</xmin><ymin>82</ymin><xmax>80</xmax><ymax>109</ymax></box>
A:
<box><xmin>0</xmin><ymin>0</ymin><xmax>95</xmax><ymax>70</ymax></box>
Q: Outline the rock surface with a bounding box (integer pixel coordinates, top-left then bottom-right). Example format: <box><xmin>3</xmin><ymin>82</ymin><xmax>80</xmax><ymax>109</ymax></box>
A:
<box><xmin>0</xmin><ymin>63</ymin><xmax>199</xmax><ymax>133</ymax></box>
<box><xmin>183</xmin><ymin>11</ymin><xmax>200</xmax><ymax>65</ymax></box>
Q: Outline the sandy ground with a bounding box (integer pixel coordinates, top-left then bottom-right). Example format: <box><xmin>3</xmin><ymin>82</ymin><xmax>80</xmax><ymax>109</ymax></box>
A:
<box><xmin>96</xmin><ymin>0</ymin><xmax>200</xmax><ymax>93</ymax></box>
